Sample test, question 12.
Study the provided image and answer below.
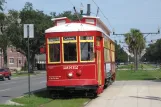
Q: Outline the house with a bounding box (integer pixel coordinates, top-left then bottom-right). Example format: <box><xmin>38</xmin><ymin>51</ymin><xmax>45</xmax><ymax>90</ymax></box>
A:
<box><xmin>0</xmin><ymin>47</ymin><xmax>26</xmax><ymax>70</ymax></box>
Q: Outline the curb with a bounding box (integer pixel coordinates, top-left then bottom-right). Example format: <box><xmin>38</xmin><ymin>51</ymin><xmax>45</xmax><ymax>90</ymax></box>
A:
<box><xmin>5</xmin><ymin>100</ymin><xmax>24</xmax><ymax>106</ymax></box>
<box><xmin>12</xmin><ymin>73</ymin><xmax>46</xmax><ymax>79</ymax></box>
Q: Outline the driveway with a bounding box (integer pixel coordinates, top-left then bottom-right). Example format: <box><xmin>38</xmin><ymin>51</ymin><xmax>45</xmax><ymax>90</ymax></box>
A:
<box><xmin>85</xmin><ymin>80</ymin><xmax>161</xmax><ymax>107</ymax></box>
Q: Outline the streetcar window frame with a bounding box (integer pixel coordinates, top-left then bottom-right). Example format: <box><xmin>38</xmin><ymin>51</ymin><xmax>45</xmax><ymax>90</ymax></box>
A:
<box><xmin>47</xmin><ymin>37</ymin><xmax>61</xmax><ymax>64</ymax></box>
<box><xmin>62</xmin><ymin>36</ymin><xmax>78</xmax><ymax>63</ymax></box>
<box><xmin>79</xmin><ymin>36</ymin><xmax>95</xmax><ymax>62</ymax></box>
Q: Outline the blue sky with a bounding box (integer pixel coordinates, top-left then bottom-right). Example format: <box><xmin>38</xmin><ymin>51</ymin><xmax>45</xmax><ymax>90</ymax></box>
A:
<box><xmin>5</xmin><ymin>0</ymin><xmax>161</xmax><ymax>47</ymax></box>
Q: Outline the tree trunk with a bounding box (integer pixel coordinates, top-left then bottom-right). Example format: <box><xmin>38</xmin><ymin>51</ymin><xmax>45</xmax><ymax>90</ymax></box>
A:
<box><xmin>2</xmin><ymin>48</ymin><xmax>7</xmax><ymax>67</ymax></box>
<box><xmin>26</xmin><ymin>54</ymin><xmax>35</xmax><ymax>73</ymax></box>
<box><xmin>30</xmin><ymin>54</ymin><xmax>35</xmax><ymax>73</ymax></box>
<box><xmin>136</xmin><ymin>50</ymin><xmax>139</xmax><ymax>71</ymax></box>
<box><xmin>134</xmin><ymin>49</ymin><xmax>137</xmax><ymax>71</ymax></box>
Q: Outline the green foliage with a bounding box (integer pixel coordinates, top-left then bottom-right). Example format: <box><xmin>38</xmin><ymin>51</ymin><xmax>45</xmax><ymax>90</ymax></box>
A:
<box><xmin>5</xmin><ymin>2</ymin><xmax>82</xmax><ymax>71</ymax></box>
<box><xmin>124</xmin><ymin>29</ymin><xmax>145</xmax><ymax>54</ymax></box>
<box><xmin>7</xmin><ymin>2</ymin><xmax>52</xmax><ymax>72</ymax></box>
<box><xmin>54</xmin><ymin>11</ymin><xmax>82</xmax><ymax>21</ymax></box>
<box><xmin>0</xmin><ymin>0</ymin><xmax>5</xmax><ymax>11</ymax></box>
<box><xmin>115</xmin><ymin>41</ymin><xmax>128</xmax><ymax>63</ymax></box>
<box><xmin>0</xmin><ymin>11</ymin><xmax>13</xmax><ymax>67</ymax></box>
<box><xmin>124</xmin><ymin>29</ymin><xmax>146</xmax><ymax>71</ymax></box>
<box><xmin>142</xmin><ymin>39</ymin><xmax>161</xmax><ymax>63</ymax></box>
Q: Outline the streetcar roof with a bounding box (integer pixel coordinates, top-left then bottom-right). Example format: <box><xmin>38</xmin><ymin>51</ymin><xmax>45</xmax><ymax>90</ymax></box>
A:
<box><xmin>45</xmin><ymin>23</ymin><xmax>114</xmax><ymax>42</ymax></box>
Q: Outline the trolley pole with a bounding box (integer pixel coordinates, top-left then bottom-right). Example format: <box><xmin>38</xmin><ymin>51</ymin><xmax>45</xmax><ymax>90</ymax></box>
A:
<box><xmin>27</xmin><ymin>25</ymin><xmax>31</xmax><ymax>97</ymax></box>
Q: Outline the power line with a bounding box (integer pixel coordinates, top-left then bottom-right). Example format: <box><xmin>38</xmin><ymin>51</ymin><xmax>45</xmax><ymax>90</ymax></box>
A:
<box><xmin>91</xmin><ymin>0</ymin><xmax>113</xmax><ymax>30</ymax></box>
<box><xmin>68</xmin><ymin>0</ymin><xmax>75</xmax><ymax>6</ymax></box>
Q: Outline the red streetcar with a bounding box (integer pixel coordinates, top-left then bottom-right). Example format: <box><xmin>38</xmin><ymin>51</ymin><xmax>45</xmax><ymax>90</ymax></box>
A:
<box><xmin>44</xmin><ymin>16</ymin><xmax>116</xmax><ymax>97</ymax></box>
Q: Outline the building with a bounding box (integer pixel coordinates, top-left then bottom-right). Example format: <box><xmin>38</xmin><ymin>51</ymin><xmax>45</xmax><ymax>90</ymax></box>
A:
<box><xmin>0</xmin><ymin>47</ymin><xmax>26</xmax><ymax>70</ymax></box>
<box><xmin>35</xmin><ymin>54</ymin><xmax>46</xmax><ymax>70</ymax></box>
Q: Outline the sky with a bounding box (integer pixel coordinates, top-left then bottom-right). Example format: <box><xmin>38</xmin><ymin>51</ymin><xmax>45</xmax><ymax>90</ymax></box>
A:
<box><xmin>5</xmin><ymin>0</ymin><xmax>161</xmax><ymax>49</ymax></box>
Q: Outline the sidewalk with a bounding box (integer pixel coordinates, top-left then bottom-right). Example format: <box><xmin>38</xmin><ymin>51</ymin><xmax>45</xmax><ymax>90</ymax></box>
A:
<box><xmin>85</xmin><ymin>81</ymin><xmax>161</xmax><ymax>107</ymax></box>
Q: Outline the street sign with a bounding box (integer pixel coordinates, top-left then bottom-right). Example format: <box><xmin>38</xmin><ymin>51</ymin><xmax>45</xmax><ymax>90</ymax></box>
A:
<box><xmin>24</xmin><ymin>24</ymin><xmax>34</xmax><ymax>97</ymax></box>
<box><xmin>24</xmin><ymin>24</ymin><xmax>34</xmax><ymax>38</ymax></box>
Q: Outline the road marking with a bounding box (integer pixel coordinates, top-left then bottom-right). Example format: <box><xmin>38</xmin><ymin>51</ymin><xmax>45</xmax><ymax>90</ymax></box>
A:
<box><xmin>40</xmin><ymin>81</ymin><xmax>46</xmax><ymax>84</ymax></box>
<box><xmin>0</xmin><ymin>82</ymin><xmax>16</xmax><ymax>86</ymax></box>
<box><xmin>0</xmin><ymin>88</ymin><xmax>11</xmax><ymax>92</ymax></box>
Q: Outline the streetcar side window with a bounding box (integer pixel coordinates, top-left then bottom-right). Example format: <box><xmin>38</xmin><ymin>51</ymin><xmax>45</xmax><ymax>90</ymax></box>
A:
<box><xmin>80</xmin><ymin>36</ymin><xmax>95</xmax><ymax>62</ymax></box>
<box><xmin>104</xmin><ymin>48</ymin><xmax>110</xmax><ymax>62</ymax></box>
<box><xmin>48</xmin><ymin>37</ymin><xmax>60</xmax><ymax>63</ymax></box>
<box><xmin>63</xmin><ymin>37</ymin><xmax>78</xmax><ymax>62</ymax></box>
<box><xmin>80</xmin><ymin>42</ymin><xmax>94</xmax><ymax>61</ymax></box>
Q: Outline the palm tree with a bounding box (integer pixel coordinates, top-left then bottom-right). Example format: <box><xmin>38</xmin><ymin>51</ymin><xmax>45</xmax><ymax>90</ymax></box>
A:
<box><xmin>124</xmin><ymin>29</ymin><xmax>145</xmax><ymax>71</ymax></box>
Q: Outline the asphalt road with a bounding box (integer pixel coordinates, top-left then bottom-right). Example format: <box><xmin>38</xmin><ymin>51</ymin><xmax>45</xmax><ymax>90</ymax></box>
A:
<box><xmin>0</xmin><ymin>74</ymin><xmax>46</xmax><ymax>104</ymax></box>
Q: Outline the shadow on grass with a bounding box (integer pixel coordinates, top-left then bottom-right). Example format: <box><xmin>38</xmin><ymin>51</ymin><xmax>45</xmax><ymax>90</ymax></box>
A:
<box><xmin>143</xmin><ymin>78</ymin><xmax>161</xmax><ymax>82</ymax></box>
<box><xmin>130</xmin><ymin>96</ymin><xmax>161</xmax><ymax>101</ymax></box>
<box><xmin>24</xmin><ymin>88</ymin><xmax>95</xmax><ymax>100</ymax></box>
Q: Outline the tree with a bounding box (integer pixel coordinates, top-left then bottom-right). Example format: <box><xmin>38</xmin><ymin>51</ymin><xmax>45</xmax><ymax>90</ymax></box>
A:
<box><xmin>115</xmin><ymin>41</ymin><xmax>128</xmax><ymax>63</ymax></box>
<box><xmin>0</xmin><ymin>0</ymin><xmax>5</xmax><ymax>11</ymax></box>
<box><xmin>142</xmin><ymin>39</ymin><xmax>161</xmax><ymax>63</ymax></box>
<box><xmin>124</xmin><ymin>29</ymin><xmax>145</xmax><ymax>71</ymax></box>
<box><xmin>53</xmin><ymin>11</ymin><xmax>82</xmax><ymax>21</ymax></box>
<box><xmin>7</xmin><ymin>2</ymin><xmax>52</xmax><ymax>72</ymax></box>
<box><xmin>0</xmin><ymin>11</ymin><xmax>13</xmax><ymax>67</ymax></box>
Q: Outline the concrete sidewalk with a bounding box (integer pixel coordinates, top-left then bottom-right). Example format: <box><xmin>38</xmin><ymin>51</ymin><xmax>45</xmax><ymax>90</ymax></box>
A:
<box><xmin>85</xmin><ymin>81</ymin><xmax>161</xmax><ymax>107</ymax></box>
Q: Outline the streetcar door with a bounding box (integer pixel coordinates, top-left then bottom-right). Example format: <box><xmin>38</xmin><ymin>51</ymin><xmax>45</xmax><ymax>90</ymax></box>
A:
<box><xmin>96</xmin><ymin>37</ymin><xmax>102</xmax><ymax>85</ymax></box>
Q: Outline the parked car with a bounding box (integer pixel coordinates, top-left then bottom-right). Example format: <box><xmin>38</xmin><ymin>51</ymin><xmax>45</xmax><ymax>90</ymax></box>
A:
<box><xmin>0</xmin><ymin>68</ymin><xmax>12</xmax><ymax>81</ymax></box>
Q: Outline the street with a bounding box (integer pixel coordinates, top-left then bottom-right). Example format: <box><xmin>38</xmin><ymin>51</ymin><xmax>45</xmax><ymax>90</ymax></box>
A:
<box><xmin>0</xmin><ymin>74</ymin><xmax>46</xmax><ymax>104</ymax></box>
<box><xmin>85</xmin><ymin>80</ymin><xmax>161</xmax><ymax>107</ymax></box>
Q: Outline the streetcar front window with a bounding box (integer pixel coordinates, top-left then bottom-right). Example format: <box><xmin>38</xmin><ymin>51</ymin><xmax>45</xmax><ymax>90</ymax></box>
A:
<box><xmin>48</xmin><ymin>37</ymin><xmax>60</xmax><ymax>63</ymax></box>
<box><xmin>64</xmin><ymin>43</ymin><xmax>77</xmax><ymax>61</ymax></box>
<box><xmin>63</xmin><ymin>36</ymin><xmax>77</xmax><ymax>62</ymax></box>
<box><xmin>49</xmin><ymin>44</ymin><xmax>60</xmax><ymax>62</ymax></box>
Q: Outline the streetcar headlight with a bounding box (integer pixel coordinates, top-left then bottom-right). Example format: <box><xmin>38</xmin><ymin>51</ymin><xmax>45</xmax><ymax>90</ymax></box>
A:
<box><xmin>0</xmin><ymin>74</ymin><xmax>2</xmax><ymax>76</ymax></box>
<box><xmin>68</xmin><ymin>72</ymin><xmax>73</xmax><ymax>78</ymax></box>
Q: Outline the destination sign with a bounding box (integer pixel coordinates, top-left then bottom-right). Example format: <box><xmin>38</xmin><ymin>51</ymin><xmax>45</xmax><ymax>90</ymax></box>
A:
<box><xmin>63</xmin><ymin>37</ymin><xmax>76</xmax><ymax>41</ymax></box>
<box><xmin>48</xmin><ymin>37</ymin><xmax>60</xmax><ymax>42</ymax></box>
<box><xmin>80</xmin><ymin>36</ymin><xmax>93</xmax><ymax>40</ymax></box>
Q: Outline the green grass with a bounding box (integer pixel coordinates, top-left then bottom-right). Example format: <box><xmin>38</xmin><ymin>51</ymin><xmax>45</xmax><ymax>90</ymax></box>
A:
<box><xmin>116</xmin><ymin>69</ymin><xmax>161</xmax><ymax>80</ymax></box>
<box><xmin>12</xmin><ymin>73</ymin><xmax>40</xmax><ymax>78</ymax></box>
<box><xmin>42</xmin><ymin>99</ymin><xmax>89</xmax><ymax>107</ymax></box>
<box><xmin>0</xmin><ymin>90</ymin><xmax>89</xmax><ymax>107</ymax></box>
<box><xmin>118</xmin><ymin>64</ymin><xmax>156</xmax><ymax>69</ymax></box>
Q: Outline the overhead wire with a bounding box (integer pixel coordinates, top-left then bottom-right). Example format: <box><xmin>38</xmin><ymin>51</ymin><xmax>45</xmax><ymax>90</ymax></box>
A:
<box><xmin>91</xmin><ymin>0</ymin><xmax>113</xmax><ymax>30</ymax></box>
